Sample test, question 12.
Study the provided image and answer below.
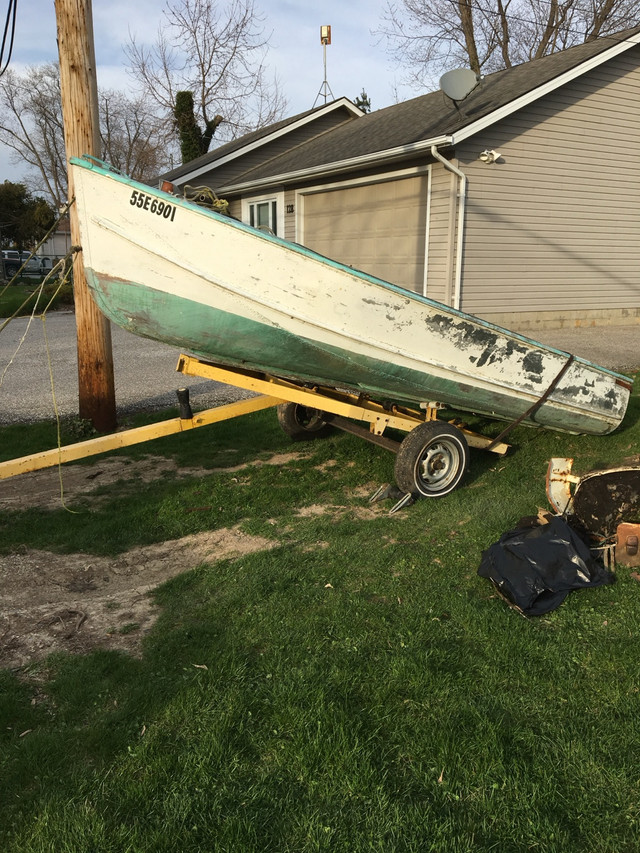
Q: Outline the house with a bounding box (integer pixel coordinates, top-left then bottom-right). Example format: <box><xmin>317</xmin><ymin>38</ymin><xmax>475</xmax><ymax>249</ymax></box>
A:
<box><xmin>37</xmin><ymin>216</ymin><xmax>72</xmax><ymax>261</ymax></box>
<box><xmin>160</xmin><ymin>26</ymin><xmax>640</xmax><ymax>332</ymax></box>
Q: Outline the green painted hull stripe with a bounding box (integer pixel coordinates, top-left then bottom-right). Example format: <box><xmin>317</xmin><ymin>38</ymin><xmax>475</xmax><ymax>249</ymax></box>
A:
<box><xmin>88</xmin><ymin>274</ymin><xmax>620</xmax><ymax>435</ymax></box>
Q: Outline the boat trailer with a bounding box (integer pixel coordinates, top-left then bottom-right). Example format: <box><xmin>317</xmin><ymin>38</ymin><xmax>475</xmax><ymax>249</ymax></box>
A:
<box><xmin>0</xmin><ymin>356</ymin><xmax>509</xmax><ymax>505</ymax></box>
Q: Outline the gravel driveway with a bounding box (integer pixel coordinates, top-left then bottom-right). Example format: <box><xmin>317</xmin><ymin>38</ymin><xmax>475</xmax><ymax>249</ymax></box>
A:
<box><xmin>0</xmin><ymin>311</ymin><xmax>250</xmax><ymax>425</ymax></box>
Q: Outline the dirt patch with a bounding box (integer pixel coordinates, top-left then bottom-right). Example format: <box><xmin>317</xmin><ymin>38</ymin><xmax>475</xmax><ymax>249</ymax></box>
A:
<box><xmin>219</xmin><ymin>450</ymin><xmax>307</xmax><ymax>474</ymax></box>
<box><xmin>0</xmin><ymin>455</ymin><xmax>286</xmax><ymax>670</ymax></box>
<box><xmin>0</xmin><ymin>527</ymin><xmax>276</xmax><ymax>670</ymax></box>
<box><xmin>295</xmin><ymin>503</ymin><xmax>333</xmax><ymax>517</ymax></box>
<box><xmin>293</xmin><ymin>498</ymin><xmax>389</xmax><ymax>521</ymax></box>
<box><xmin>0</xmin><ymin>450</ymin><xmax>365</xmax><ymax>670</ymax></box>
<box><xmin>314</xmin><ymin>459</ymin><xmax>339</xmax><ymax>472</ymax></box>
<box><xmin>292</xmin><ymin>483</ymin><xmax>398</xmax><ymax>521</ymax></box>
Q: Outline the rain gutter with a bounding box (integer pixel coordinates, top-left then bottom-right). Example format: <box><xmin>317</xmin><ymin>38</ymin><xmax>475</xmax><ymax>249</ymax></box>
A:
<box><xmin>430</xmin><ymin>144</ymin><xmax>467</xmax><ymax>311</ymax></box>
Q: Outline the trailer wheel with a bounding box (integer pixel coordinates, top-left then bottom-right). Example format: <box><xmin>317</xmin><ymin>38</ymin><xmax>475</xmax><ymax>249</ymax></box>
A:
<box><xmin>276</xmin><ymin>403</ymin><xmax>332</xmax><ymax>441</ymax></box>
<box><xmin>394</xmin><ymin>422</ymin><xmax>469</xmax><ymax>497</ymax></box>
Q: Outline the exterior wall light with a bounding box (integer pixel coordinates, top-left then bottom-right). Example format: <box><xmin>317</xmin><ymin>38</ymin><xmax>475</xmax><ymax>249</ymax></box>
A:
<box><xmin>479</xmin><ymin>150</ymin><xmax>501</xmax><ymax>163</ymax></box>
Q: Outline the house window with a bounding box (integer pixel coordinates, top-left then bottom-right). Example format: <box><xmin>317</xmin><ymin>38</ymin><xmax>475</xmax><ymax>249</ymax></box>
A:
<box><xmin>243</xmin><ymin>193</ymin><xmax>284</xmax><ymax>236</ymax></box>
<box><xmin>249</xmin><ymin>200</ymin><xmax>277</xmax><ymax>233</ymax></box>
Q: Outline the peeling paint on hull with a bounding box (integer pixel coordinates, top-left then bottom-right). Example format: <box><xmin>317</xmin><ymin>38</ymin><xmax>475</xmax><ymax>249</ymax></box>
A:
<box><xmin>71</xmin><ymin>158</ymin><xmax>632</xmax><ymax>436</ymax></box>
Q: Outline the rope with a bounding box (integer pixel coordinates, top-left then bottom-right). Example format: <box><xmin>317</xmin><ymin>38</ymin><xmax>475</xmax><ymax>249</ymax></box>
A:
<box><xmin>0</xmin><ymin>250</ymin><xmax>79</xmax><ymax>510</ymax></box>
<box><xmin>41</xmin><ymin>302</ymin><xmax>78</xmax><ymax>513</ymax></box>
<box><xmin>0</xmin><ymin>254</ymin><xmax>76</xmax><ymax>386</ymax></box>
<box><xmin>0</xmin><ymin>279</ymin><xmax>44</xmax><ymax>387</ymax></box>
<box><xmin>0</xmin><ymin>246</ymin><xmax>78</xmax><ymax>337</ymax></box>
<box><xmin>0</xmin><ymin>202</ymin><xmax>79</xmax><ymax>510</ymax></box>
<box><xmin>182</xmin><ymin>184</ymin><xmax>230</xmax><ymax>215</ymax></box>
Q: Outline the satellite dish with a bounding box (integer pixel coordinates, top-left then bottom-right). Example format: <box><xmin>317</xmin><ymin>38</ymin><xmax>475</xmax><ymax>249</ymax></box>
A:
<box><xmin>439</xmin><ymin>68</ymin><xmax>479</xmax><ymax>102</ymax></box>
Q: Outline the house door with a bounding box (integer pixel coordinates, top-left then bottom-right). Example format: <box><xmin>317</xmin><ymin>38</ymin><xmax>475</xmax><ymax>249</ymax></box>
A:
<box><xmin>300</xmin><ymin>175</ymin><xmax>428</xmax><ymax>293</ymax></box>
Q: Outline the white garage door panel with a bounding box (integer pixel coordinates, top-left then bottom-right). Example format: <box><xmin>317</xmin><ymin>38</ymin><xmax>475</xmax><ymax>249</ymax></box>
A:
<box><xmin>302</xmin><ymin>176</ymin><xmax>427</xmax><ymax>293</ymax></box>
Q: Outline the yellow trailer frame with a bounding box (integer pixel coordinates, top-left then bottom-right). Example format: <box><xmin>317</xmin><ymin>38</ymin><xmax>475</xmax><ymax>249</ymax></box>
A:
<box><xmin>177</xmin><ymin>357</ymin><xmax>509</xmax><ymax>454</ymax></box>
<box><xmin>0</xmin><ymin>355</ymin><xmax>508</xmax><ymax>483</ymax></box>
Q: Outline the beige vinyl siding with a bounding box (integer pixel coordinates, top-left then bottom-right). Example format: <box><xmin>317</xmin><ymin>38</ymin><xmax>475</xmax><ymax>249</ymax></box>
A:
<box><xmin>227</xmin><ymin>198</ymin><xmax>242</xmax><ymax>219</ymax></box>
<box><xmin>300</xmin><ymin>175</ymin><xmax>428</xmax><ymax>292</ymax></box>
<box><xmin>284</xmin><ymin>189</ymin><xmax>296</xmax><ymax>241</ymax></box>
<box><xmin>456</xmin><ymin>47</ymin><xmax>640</xmax><ymax>320</ymax></box>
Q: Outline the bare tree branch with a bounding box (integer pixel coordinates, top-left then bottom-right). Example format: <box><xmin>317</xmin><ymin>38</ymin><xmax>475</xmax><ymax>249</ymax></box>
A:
<box><xmin>377</xmin><ymin>0</ymin><xmax>640</xmax><ymax>87</ymax></box>
<box><xmin>0</xmin><ymin>64</ymin><xmax>171</xmax><ymax>207</ymax></box>
<box><xmin>124</xmin><ymin>0</ymin><xmax>287</xmax><ymax>152</ymax></box>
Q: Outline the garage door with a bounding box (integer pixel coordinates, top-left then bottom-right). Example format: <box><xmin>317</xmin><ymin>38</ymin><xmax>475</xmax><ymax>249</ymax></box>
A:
<box><xmin>302</xmin><ymin>175</ymin><xmax>428</xmax><ymax>293</ymax></box>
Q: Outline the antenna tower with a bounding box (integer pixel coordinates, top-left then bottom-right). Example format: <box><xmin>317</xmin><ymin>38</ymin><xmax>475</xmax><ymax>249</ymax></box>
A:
<box><xmin>313</xmin><ymin>25</ymin><xmax>334</xmax><ymax>107</ymax></box>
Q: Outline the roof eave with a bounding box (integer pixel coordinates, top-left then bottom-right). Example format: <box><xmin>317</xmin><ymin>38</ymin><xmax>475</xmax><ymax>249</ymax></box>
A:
<box><xmin>219</xmin><ymin>135</ymin><xmax>454</xmax><ymax>194</ymax></box>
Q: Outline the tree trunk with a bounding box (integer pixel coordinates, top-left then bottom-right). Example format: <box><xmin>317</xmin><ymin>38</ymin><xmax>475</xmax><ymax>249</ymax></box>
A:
<box><xmin>458</xmin><ymin>0</ymin><xmax>481</xmax><ymax>75</ymax></box>
<box><xmin>55</xmin><ymin>0</ymin><xmax>116</xmax><ymax>431</ymax></box>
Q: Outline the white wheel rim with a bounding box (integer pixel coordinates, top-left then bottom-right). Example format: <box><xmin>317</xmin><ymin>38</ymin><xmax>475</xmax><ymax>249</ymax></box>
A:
<box><xmin>416</xmin><ymin>439</ymin><xmax>463</xmax><ymax>493</ymax></box>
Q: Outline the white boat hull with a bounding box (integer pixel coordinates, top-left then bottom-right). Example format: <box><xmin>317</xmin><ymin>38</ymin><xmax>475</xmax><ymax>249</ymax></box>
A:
<box><xmin>71</xmin><ymin>157</ymin><xmax>632</xmax><ymax>436</ymax></box>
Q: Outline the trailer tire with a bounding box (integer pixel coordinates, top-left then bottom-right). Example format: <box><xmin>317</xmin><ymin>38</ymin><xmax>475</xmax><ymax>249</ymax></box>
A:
<box><xmin>276</xmin><ymin>403</ymin><xmax>333</xmax><ymax>441</ymax></box>
<box><xmin>394</xmin><ymin>422</ymin><xmax>469</xmax><ymax>497</ymax></box>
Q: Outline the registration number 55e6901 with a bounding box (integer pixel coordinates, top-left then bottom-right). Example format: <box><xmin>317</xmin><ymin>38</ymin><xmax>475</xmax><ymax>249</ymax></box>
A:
<box><xmin>129</xmin><ymin>190</ymin><xmax>177</xmax><ymax>221</ymax></box>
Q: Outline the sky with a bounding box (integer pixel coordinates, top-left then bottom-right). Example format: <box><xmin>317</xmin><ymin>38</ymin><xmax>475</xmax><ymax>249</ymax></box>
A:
<box><xmin>0</xmin><ymin>0</ymin><xmax>418</xmax><ymax>184</ymax></box>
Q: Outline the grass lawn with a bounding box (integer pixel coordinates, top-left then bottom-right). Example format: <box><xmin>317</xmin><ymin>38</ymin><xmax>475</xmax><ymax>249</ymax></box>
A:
<box><xmin>1</xmin><ymin>377</ymin><xmax>640</xmax><ymax>852</ymax></box>
<box><xmin>0</xmin><ymin>281</ymin><xmax>74</xmax><ymax>320</ymax></box>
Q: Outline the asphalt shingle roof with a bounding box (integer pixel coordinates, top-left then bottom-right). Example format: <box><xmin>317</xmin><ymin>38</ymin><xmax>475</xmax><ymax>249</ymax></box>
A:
<box><xmin>160</xmin><ymin>104</ymin><xmax>328</xmax><ymax>181</ymax></box>
<box><xmin>220</xmin><ymin>26</ymin><xmax>640</xmax><ymax>188</ymax></box>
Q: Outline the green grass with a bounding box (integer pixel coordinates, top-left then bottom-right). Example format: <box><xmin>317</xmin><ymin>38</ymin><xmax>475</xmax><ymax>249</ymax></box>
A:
<box><xmin>0</xmin><ymin>282</ymin><xmax>74</xmax><ymax>319</ymax></box>
<box><xmin>1</xmin><ymin>378</ymin><xmax>640</xmax><ymax>852</ymax></box>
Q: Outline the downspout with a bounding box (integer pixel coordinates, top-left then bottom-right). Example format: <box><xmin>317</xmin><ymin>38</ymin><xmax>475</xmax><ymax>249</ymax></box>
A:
<box><xmin>430</xmin><ymin>145</ymin><xmax>467</xmax><ymax>311</ymax></box>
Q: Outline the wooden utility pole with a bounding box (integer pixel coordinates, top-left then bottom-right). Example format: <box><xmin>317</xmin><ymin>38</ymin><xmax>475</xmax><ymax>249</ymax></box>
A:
<box><xmin>55</xmin><ymin>0</ymin><xmax>116</xmax><ymax>431</ymax></box>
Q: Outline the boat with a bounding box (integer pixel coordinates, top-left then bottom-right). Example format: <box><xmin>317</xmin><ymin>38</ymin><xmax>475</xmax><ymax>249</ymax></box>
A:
<box><xmin>71</xmin><ymin>156</ymin><xmax>632</xmax><ymax>439</ymax></box>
